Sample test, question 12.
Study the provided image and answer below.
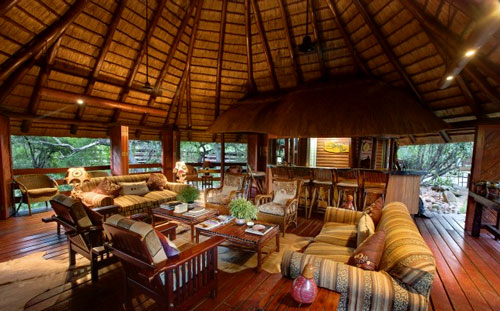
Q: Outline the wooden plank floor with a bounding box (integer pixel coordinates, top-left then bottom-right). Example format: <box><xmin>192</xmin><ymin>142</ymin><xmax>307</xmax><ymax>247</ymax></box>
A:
<box><xmin>1</xmin><ymin>210</ymin><xmax>499</xmax><ymax>310</ymax></box>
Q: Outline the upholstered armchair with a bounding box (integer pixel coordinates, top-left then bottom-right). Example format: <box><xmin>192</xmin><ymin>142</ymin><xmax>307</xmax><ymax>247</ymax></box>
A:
<box><xmin>256</xmin><ymin>179</ymin><xmax>302</xmax><ymax>236</ymax></box>
<box><xmin>204</xmin><ymin>173</ymin><xmax>246</xmax><ymax>214</ymax></box>
<box><xmin>14</xmin><ymin>174</ymin><xmax>59</xmax><ymax>216</ymax></box>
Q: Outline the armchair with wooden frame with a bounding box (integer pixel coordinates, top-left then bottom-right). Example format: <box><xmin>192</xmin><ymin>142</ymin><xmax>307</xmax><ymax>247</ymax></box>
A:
<box><xmin>14</xmin><ymin>174</ymin><xmax>59</xmax><ymax>216</ymax></box>
<box><xmin>255</xmin><ymin>179</ymin><xmax>302</xmax><ymax>237</ymax></box>
<box><xmin>103</xmin><ymin>217</ymin><xmax>224</xmax><ymax>311</ymax></box>
<box><xmin>204</xmin><ymin>173</ymin><xmax>247</xmax><ymax>214</ymax></box>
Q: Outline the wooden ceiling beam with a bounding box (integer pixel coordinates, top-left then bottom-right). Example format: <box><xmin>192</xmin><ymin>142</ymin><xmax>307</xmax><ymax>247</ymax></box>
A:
<box><xmin>245</xmin><ymin>0</ymin><xmax>256</xmax><ymax>94</ymax></box>
<box><xmin>251</xmin><ymin>0</ymin><xmax>279</xmax><ymax>91</ymax></box>
<box><xmin>0</xmin><ymin>0</ymin><xmax>19</xmax><ymax>17</ymax></box>
<box><xmin>74</xmin><ymin>0</ymin><xmax>127</xmax><ymax>133</ymax></box>
<box><xmin>0</xmin><ymin>0</ymin><xmax>88</xmax><ymax>82</ymax></box>
<box><xmin>439</xmin><ymin>129</ymin><xmax>451</xmax><ymax>143</ymax></box>
<box><xmin>215</xmin><ymin>0</ymin><xmax>228</xmax><ymax>118</ymax></box>
<box><xmin>455</xmin><ymin>74</ymin><xmax>482</xmax><ymax>118</ymax></box>
<box><xmin>408</xmin><ymin>134</ymin><xmax>416</xmax><ymax>144</ymax></box>
<box><xmin>277</xmin><ymin>0</ymin><xmax>302</xmax><ymax>85</ymax></box>
<box><xmin>464</xmin><ymin>65</ymin><xmax>500</xmax><ymax>109</ymax></box>
<box><xmin>308</xmin><ymin>0</ymin><xmax>327</xmax><ymax>79</ymax></box>
<box><xmin>21</xmin><ymin>38</ymin><xmax>62</xmax><ymax>133</ymax></box>
<box><xmin>187</xmin><ymin>73</ymin><xmax>192</xmax><ymax>129</ymax></box>
<box><xmin>352</xmin><ymin>0</ymin><xmax>423</xmax><ymax>103</ymax></box>
<box><xmin>0</xmin><ymin>51</ymin><xmax>40</xmax><ymax>106</ymax></box>
<box><xmin>325</xmin><ymin>0</ymin><xmax>370</xmax><ymax>76</ymax></box>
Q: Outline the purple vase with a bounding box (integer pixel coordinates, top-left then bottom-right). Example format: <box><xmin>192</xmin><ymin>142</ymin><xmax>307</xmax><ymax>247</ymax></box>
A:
<box><xmin>291</xmin><ymin>264</ymin><xmax>318</xmax><ymax>304</ymax></box>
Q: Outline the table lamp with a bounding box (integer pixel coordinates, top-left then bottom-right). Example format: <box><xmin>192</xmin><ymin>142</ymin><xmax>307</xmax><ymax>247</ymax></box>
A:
<box><xmin>173</xmin><ymin>161</ymin><xmax>187</xmax><ymax>183</ymax></box>
<box><xmin>65</xmin><ymin>167</ymin><xmax>90</xmax><ymax>198</ymax></box>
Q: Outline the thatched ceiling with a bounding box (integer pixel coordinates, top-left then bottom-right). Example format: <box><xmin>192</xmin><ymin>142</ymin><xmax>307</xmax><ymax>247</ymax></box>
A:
<box><xmin>0</xmin><ymin>0</ymin><xmax>499</xmax><ymax>142</ymax></box>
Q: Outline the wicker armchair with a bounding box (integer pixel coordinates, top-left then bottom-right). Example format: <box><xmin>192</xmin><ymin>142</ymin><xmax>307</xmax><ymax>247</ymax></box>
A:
<box><xmin>14</xmin><ymin>174</ymin><xmax>59</xmax><ymax>216</ymax></box>
<box><xmin>256</xmin><ymin>179</ymin><xmax>302</xmax><ymax>236</ymax></box>
<box><xmin>204</xmin><ymin>173</ymin><xmax>246</xmax><ymax>214</ymax></box>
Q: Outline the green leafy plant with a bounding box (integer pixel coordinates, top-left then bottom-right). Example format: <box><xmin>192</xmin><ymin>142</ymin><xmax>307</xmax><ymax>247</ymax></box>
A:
<box><xmin>176</xmin><ymin>186</ymin><xmax>200</xmax><ymax>203</ymax></box>
<box><xmin>229</xmin><ymin>198</ymin><xmax>258</xmax><ymax>220</ymax></box>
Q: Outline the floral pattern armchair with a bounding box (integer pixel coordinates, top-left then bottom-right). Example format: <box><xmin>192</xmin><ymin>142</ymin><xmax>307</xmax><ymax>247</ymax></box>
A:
<box><xmin>256</xmin><ymin>179</ymin><xmax>302</xmax><ymax>236</ymax></box>
<box><xmin>204</xmin><ymin>173</ymin><xmax>247</xmax><ymax>214</ymax></box>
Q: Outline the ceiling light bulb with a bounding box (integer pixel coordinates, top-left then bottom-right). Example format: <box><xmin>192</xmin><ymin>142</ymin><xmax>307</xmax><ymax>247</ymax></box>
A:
<box><xmin>464</xmin><ymin>49</ymin><xmax>476</xmax><ymax>57</ymax></box>
<box><xmin>446</xmin><ymin>75</ymin><xmax>454</xmax><ymax>81</ymax></box>
<box><xmin>76</xmin><ymin>99</ymin><xmax>84</xmax><ymax>105</ymax></box>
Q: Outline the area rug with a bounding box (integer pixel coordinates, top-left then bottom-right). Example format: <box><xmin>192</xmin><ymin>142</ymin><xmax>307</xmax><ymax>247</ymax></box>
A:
<box><xmin>0</xmin><ymin>225</ymin><xmax>312</xmax><ymax>310</ymax></box>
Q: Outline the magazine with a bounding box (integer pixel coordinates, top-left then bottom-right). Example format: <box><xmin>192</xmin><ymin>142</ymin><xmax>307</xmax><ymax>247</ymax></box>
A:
<box><xmin>159</xmin><ymin>201</ymin><xmax>182</xmax><ymax>210</ymax></box>
<box><xmin>196</xmin><ymin>215</ymin><xmax>235</xmax><ymax>230</ymax></box>
<box><xmin>184</xmin><ymin>207</ymin><xmax>209</xmax><ymax>217</ymax></box>
<box><xmin>245</xmin><ymin>224</ymin><xmax>273</xmax><ymax>236</ymax></box>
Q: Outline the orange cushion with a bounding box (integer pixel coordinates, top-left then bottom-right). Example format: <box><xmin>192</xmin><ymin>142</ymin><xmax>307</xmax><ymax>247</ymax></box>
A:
<box><xmin>348</xmin><ymin>229</ymin><xmax>385</xmax><ymax>271</ymax></box>
<box><xmin>365</xmin><ymin>197</ymin><xmax>383</xmax><ymax>225</ymax></box>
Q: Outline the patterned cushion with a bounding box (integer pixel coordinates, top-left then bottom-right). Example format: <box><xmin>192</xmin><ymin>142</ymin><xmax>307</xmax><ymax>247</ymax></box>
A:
<box><xmin>304</xmin><ymin>242</ymin><xmax>353</xmax><ymax>263</ymax></box>
<box><xmin>273</xmin><ymin>189</ymin><xmax>295</xmax><ymax>205</ymax></box>
<box><xmin>258</xmin><ymin>202</ymin><xmax>285</xmax><ymax>216</ymax></box>
<box><xmin>51</xmin><ymin>194</ymin><xmax>93</xmax><ymax>228</ymax></box>
<box><xmin>94</xmin><ymin>178</ymin><xmax>122</xmax><ymax>197</ymax></box>
<box><xmin>348</xmin><ymin>229</ymin><xmax>386</xmax><ymax>271</ymax></box>
<box><xmin>315</xmin><ymin>222</ymin><xmax>357</xmax><ymax>248</ymax></box>
<box><xmin>105</xmin><ymin>214</ymin><xmax>167</xmax><ymax>264</ymax></box>
<box><xmin>365</xmin><ymin>197</ymin><xmax>383</xmax><ymax>225</ymax></box>
<box><xmin>156</xmin><ymin>229</ymin><xmax>180</xmax><ymax>257</ymax></box>
<box><xmin>207</xmin><ymin>192</ymin><xmax>229</xmax><ymax>205</ymax></box>
<box><xmin>147</xmin><ymin>173</ymin><xmax>167</xmax><ymax>191</ymax></box>
<box><xmin>79</xmin><ymin>192</ymin><xmax>114</xmax><ymax>208</ymax></box>
<box><xmin>119</xmin><ymin>181</ymin><xmax>149</xmax><ymax>196</ymax></box>
<box><xmin>324</xmin><ymin>207</ymin><xmax>363</xmax><ymax>225</ymax></box>
<box><xmin>357</xmin><ymin>213</ymin><xmax>375</xmax><ymax>247</ymax></box>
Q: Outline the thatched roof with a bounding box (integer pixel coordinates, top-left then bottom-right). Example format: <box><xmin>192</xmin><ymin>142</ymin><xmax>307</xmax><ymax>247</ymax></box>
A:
<box><xmin>0</xmin><ymin>0</ymin><xmax>499</xmax><ymax>142</ymax></box>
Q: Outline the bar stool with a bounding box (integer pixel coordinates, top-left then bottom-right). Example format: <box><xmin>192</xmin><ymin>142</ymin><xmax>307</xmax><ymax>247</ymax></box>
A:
<box><xmin>361</xmin><ymin>170</ymin><xmax>388</xmax><ymax>210</ymax></box>
<box><xmin>335</xmin><ymin>168</ymin><xmax>360</xmax><ymax>210</ymax></box>
<box><xmin>308</xmin><ymin>168</ymin><xmax>334</xmax><ymax>218</ymax></box>
<box><xmin>290</xmin><ymin>167</ymin><xmax>313</xmax><ymax>216</ymax></box>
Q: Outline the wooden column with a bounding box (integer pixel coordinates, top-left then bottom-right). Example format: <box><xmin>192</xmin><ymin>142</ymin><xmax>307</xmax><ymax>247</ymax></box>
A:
<box><xmin>109</xmin><ymin>125</ymin><xmax>129</xmax><ymax>176</ymax></box>
<box><xmin>466</xmin><ymin>124</ymin><xmax>500</xmax><ymax>233</ymax></box>
<box><xmin>0</xmin><ymin>115</ymin><xmax>13</xmax><ymax>219</ymax></box>
<box><xmin>247</xmin><ymin>134</ymin><xmax>258</xmax><ymax>170</ymax></box>
<box><xmin>297</xmin><ymin>138</ymin><xmax>308</xmax><ymax>166</ymax></box>
<box><xmin>371</xmin><ymin>137</ymin><xmax>378</xmax><ymax>169</ymax></box>
<box><xmin>220</xmin><ymin>134</ymin><xmax>225</xmax><ymax>183</ymax></box>
<box><xmin>161</xmin><ymin>129</ymin><xmax>180</xmax><ymax>181</ymax></box>
<box><xmin>284</xmin><ymin>138</ymin><xmax>290</xmax><ymax>164</ymax></box>
<box><xmin>388</xmin><ymin>138</ymin><xmax>395</xmax><ymax>170</ymax></box>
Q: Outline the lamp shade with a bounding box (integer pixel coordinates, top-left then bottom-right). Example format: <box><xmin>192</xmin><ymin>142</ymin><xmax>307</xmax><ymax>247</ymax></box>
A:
<box><xmin>64</xmin><ymin>167</ymin><xmax>90</xmax><ymax>184</ymax></box>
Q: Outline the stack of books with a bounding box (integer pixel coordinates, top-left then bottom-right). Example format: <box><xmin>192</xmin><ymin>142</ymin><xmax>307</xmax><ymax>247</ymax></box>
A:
<box><xmin>197</xmin><ymin>215</ymin><xmax>235</xmax><ymax>230</ymax></box>
<box><xmin>245</xmin><ymin>224</ymin><xmax>273</xmax><ymax>236</ymax></box>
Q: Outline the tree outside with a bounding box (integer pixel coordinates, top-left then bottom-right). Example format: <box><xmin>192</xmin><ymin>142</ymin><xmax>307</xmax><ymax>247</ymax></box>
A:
<box><xmin>180</xmin><ymin>141</ymin><xmax>247</xmax><ymax>163</ymax></box>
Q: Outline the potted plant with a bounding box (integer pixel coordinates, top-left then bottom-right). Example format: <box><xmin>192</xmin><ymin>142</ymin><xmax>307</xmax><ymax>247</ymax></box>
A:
<box><xmin>176</xmin><ymin>186</ymin><xmax>200</xmax><ymax>205</ymax></box>
<box><xmin>229</xmin><ymin>198</ymin><xmax>258</xmax><ymax>225</ymax></box>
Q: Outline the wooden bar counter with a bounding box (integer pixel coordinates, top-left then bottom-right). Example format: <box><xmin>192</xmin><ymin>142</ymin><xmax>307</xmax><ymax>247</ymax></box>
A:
<box><xmin>385</xmin><ymin>171</ymin><xmax>425</xmax><ymax>214</ymax></box>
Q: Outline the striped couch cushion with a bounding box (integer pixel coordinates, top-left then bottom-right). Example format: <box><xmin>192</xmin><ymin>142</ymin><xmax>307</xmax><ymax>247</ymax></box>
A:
<box><xmin>143</xmin><ymin>189</ymin><xmax>177</xmax><ymax>204</ymax></box>
<box><xmin>81</xmin><ymin>174</ymin><xmax>152</xmax><ymax>193</ymax></box>
<box><xmin>314</xmin><ymin>222</ymin><xmax>357</xmax><ymax>248</ymax></box>
<box><xmin>304</xmin><ymin>242</ymin><xmax>353</xmax><ymax>263</ymax></box>
<box><xmin>324</xmin><ymin>206</ymin><xmax>363</xmax><ymax>225</ymax></box>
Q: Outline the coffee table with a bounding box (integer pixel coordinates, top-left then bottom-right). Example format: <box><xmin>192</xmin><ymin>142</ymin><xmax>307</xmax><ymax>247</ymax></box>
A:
<box><xmin>196</xmin><ymin>221</ymin><xmax>280</xmax><ymax>272</ymax></box>
<box><xmin>151</xmin><ymin>207</ymin><xmax>218</xmax><ymax>242</ymax></box>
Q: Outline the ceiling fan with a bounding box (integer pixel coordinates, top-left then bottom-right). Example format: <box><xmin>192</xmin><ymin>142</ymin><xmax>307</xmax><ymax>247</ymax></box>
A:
<box><xmin>298</xmin><ymin>0</ymin><xmax>316</xmax><ymax>53</ymax></box>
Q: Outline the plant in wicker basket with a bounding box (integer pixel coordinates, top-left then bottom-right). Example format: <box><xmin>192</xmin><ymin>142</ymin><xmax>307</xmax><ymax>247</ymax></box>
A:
<box><xmin>229</xmin><ymin>198</ymin><xmax>258</xmax><ymax>225</ymax></box>
<box><xmin>176</xmin><ymin>186</ymin><xmax>200</xmax><ymax>203</ymax></box>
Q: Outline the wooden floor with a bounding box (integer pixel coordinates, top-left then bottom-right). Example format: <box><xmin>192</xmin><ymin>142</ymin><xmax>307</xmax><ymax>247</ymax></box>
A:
<box><xmin>1</xmin><ymin>210</ymin><xmax>499</xmax><ymax>310</ymax></box>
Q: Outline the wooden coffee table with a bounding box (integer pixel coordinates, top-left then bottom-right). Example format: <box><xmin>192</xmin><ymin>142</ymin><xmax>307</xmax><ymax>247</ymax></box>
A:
<box><xmin>151</xmin><ymin>207</ymin><xmax>218</xmax><ymax>242</ymax></box>
<box><xmin>196</xmin><ymin>221</ymin><xmax>280</xmax><ymax>272</ymax></box>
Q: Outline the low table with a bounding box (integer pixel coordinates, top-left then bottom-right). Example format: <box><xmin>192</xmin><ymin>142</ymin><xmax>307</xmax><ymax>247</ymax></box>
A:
<box><xmin>196</xmin><ymin>221</ymin><xmax>280</xmax><ymax>272</ymax></box>
<box><xmin>151</xmin><ymin>207</ymin><xmax>218</xmax><ymax>242</ymax></box>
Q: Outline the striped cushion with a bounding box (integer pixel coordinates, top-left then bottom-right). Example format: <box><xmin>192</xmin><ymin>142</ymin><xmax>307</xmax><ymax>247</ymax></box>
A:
<box><xmin>357</xmin><ymin>213</ymin><xmax>375</xmax><ymax>247</ymax></box>
<box><xmin>143</xmin><ymin>189</ymin><xmax>177</xmax><ymax>204</ymax></box>
<box><xmin>81</xmin><ymin>174</ymin><xmax>152</xmax><ymax>193</ymax></box>
<box><xmin>324</xmin><ymin>206</ymin><xmax>363</xmax><ymax>225</ymax></box>
<box><xmin>79</xmin><ymin>192</ymin><xmax>114</xmax><ymax>208</ymax></box>
<box><xmin>113</xmin><ymin>195</ymin><xmax>154</xmax><ymax>213</ymax></box>
<box><xmin>304</xmin><ymin>242</ymin><xmax>353</xmax><ymax>263</ymax></box>
<box><xmin>315</xmin><ymin>222</ymin><xmax>357</xmax><ymax>248</ymax></box>
<box><xmin>106</xmin><ymin>214</ymin><xmax>167</xmax><ymax>265</ymax></box>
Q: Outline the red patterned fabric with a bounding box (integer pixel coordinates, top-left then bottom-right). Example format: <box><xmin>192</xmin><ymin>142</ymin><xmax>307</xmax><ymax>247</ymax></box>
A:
<box><xmin>365</xmin><ymin>197</ymin><xmax>383</xmax><ymax>225</ymax></box>
<box><xmin>147</xmin><ymin>173</ymin><xmax>168</xmax><ymax>191</ymax></box>
<box><xmin>347</xmin><ymin>229</ymin><xmax>385</xmax><ymax>271</ymax></box>
<box><xmin>94</xmin><ymin>178</ymin><xmax>121</xmax><ymax>197</ymax></box>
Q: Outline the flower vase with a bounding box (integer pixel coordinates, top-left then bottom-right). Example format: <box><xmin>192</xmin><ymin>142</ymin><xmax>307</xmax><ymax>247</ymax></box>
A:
<box><xmin>235</xmin><ymin>218</ymin><xmax>246</xmax><ymax>225</ymax></box>
<box><xmin>291</xmin><ymin>264</ymin><xmax>318</xmax><ymax>304</ymax></box>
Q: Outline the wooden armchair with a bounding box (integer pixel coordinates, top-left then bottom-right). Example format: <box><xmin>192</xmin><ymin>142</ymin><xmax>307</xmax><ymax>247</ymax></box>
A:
<box><xmin>204</xmin><ymin>173</ymin><xmax>246</xmax><ymax>214</ymax></box>
<box><xmin>14</xmin><ymin>174</ymin><xmax>59</xmax><ymax>215</ymax></box>
<box><xmin>104</xmin><ymin>218</ymin><xmax>224</xmax><ymax>311</ymax></box>
<box><xmin>256</xmin><ymin>179</ymin><xmax>302</xmax><ymax>236</ymax></box>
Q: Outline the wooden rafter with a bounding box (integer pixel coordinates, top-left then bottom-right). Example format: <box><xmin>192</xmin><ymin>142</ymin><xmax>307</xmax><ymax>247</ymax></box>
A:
<box><xmin>308</xmin><ymin>0</ymin><xmax>327</xmax><ymax>79</ymax></box>
<box><xmin>21</xmin><ymin>38</ymin><xmax>62</xmax><ymax>133</ymax></box>
<box><xmin>244</xmin><ymin>0</ymin><xmax>256</xmax><ymax>94</ymax></box>
<box><xmin>73</xmin><ymin>0</ymin><xmax>127</xmax><ymax>133</ymax></box>
<box><xmin>0</xmin><ymin>0</ymin><xmax>19</xmax><ymax>17</ymax></box>
<box><xmin>186</xmin><ymin>72</ymin><xmax>192</xmax><ymax>129</ymax></box>
<box><xmin>439</xmin><ymin>130</ymin><xmax>451</xmax><ymax>143</ymax></box>
<box><xmin>352</xmin><ymin>0</ymin><xmax>423</xmax><ymax>103</ymax></box>
<box><xmin>465</xmin><ymin>65</ymin><xmax>500</xmax><ymax>109</ymax></box>
<box><xmin>277</xmin><ymin>0</ymin><xmax>302</xmax><ymax>85</ymax></box>
<box><xmin>251</xmin><ymin>0</ymin><xmax>279</xmax><ymax>91</ymax></box>
<box><xmin>325</xmin><ymin>0</ymin><xmax>370</xmax><ymax>76</ymax></box>
<box><xmin>455</xmin><ymin>74</ymin><xmax>482</xmax><ymax>118</ymax></box>
<box><xmin>0</xmin><ymin>0</ymin><xmax>88</xmax><ymax>82</ymax></box>
<box><xmin>0</xmin><ymin>51</ymin><xmax>40</xmax><ymax>106</ymax></box>
<box><xmin>214</xmin><ymin>0</ymin><xmax>228</xmax><ymax>119</ymax></box>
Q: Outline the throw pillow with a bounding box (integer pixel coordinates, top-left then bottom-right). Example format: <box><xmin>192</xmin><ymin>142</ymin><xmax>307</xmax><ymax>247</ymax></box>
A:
<box><xmin>365</xmin><ymin>197</ymin><xmax>383</xmax><ymax>226</ymax></box>
<box><xmin>357</xmin><ymin>213</ymin><xmax>375</xmax><ymax>247</ymax></box>
<box><xmin>273</xmin><ymin>189</ymin><xmax>295</xmax><ymax>205</ymax></box>
<box><xmin>221</xmin><ymin>185</ymin><xmax>238</xmax><ymax>196</ymax></box>
<box><xmin>147</xmin><ymin>173</ymin><xmax>167</xmax><ymax>191</ymax></box>
<box><xmin>348</xmin><ymin>229</ymin><xmax>386</xmax><ymax>271</ymax></box>
<box><xmin>155</xmin><ymin>229</ymin><xmax>180</xmax><ymax>257</ymax></box>
<box><xmin>94</xmin><ymin>178</ymin><xmax>122</xmax><ymax>197</ymax></box>
<box><xmin>119</xmin><ymin>181</ymin><xmax>150</xmax><ymax>196</ymax></box>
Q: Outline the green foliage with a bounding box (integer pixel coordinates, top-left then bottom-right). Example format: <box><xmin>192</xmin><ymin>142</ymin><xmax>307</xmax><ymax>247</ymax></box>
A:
<box><xmin>129</xmin><ymin>140</ymin><xmax>162</xmax><ymax>164</ymax></box>
<box><xmin>176</xmin><ymin>186</ymin><xmax>200</xmax><ymax>203</ymax></box>
<box><xmin>11</xmin><ymin>136</ymin><xmax>110</xmax><ymax>169</ymax></box>
<box><xmin>397</xmin><ymin>142</ymin><xmax>473</xmax><ymax>185</ymax></box>
<box><xmin>229</xmin><ymin>198</ymin><xmax>258</xmax><ymax>220</ymax></box>
<box><xmin>180</xmin><ymin>141</ymin><xmax>247</xmax><ymax>163</ymax></box>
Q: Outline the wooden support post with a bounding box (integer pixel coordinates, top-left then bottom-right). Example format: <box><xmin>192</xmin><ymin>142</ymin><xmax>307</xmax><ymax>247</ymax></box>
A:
<box><xmin>284</xmin><ymin>138</ymin><xmax>290</xmax><ymax>164</ymax></box>
<box><xmin>161</xmin><ymin>129</ymin><xmax>180</xmax><ymax>182</ymax></box>
<box><xmin>109</xmin><ymin>126</ymin><xmax>129</xmax><ymax>176</ymax></box>
<box><xmin>258</xmin><ymin>134</ymin><xmax>270</xmax><ymax>192</ymax></box>
<box><xmin>247</xmin><ymin>134</ymin><xmax>258</xmax><ymax>171</ymax></box>
<box><xmin>370</xmin><ymin>137</ymin><xmax>378</xmax><ymax>169</ymax></box>
<box><xmin>297</xmin><ymin>138</ymin><xmax>308</xmax><ymax>166</ymax></box>
<box><xmin>0</xmin><ymin>115</ymin><xmax>14</xmax><ymax>219</ymax></box>
<box><xmin>388</xmin><ymin>138</ymin><xmax>395</xmax><ymax>170</ymax></box>
<box><xmin>220</xmin><ymin>134</ymin><xmax>225</xmax><ymax>183</ymax></box>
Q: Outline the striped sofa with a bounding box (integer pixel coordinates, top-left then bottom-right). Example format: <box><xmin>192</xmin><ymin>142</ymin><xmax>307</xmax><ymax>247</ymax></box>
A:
<box><xmin>79</xmin><ymin>173</ymin><xmax>188</xmax><ymax>216</ymax></box>
<box><xmin>281</xmin><ymin>202</ymin><xmax>435</xmax><ymax>311</ymax></box>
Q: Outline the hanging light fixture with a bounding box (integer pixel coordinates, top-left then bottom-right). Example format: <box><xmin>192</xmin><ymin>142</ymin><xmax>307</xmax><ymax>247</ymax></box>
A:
<box><xmin>299</xmin><ymin>0</ymin><xmax>315</xmax><ymax>53</ymax></box>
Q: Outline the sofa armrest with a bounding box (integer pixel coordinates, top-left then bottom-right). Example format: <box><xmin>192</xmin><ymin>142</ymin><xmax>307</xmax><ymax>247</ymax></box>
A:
<box><xmin>166</xmin><ymin>182</ymin><xmax>189</xmax><ymax>193</ymax></box>
<box><xmin>281</xmin><ymin>251</ymin><xmax>430</xmax><ymax>311</ymax></box>
<box><xmin>324</xmin><ymin>206</ymin><xmax>363</xmax><ymax>224</ymax></box>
